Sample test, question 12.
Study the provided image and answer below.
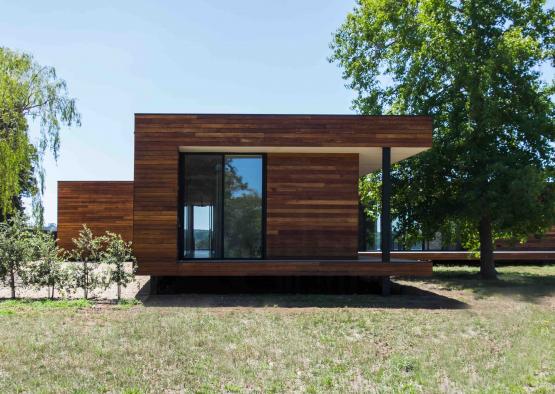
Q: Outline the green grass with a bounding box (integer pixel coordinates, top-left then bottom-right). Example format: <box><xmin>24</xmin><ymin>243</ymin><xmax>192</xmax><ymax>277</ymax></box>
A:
<box><xmin>0</xmin><ymin>298</ymin><xmax>92</xmax><ymax>311</ymax></box>
<box><xmin>0</xmin><ymin>265</ymin><xmax>553</xmax><ymax>393</ymax></box>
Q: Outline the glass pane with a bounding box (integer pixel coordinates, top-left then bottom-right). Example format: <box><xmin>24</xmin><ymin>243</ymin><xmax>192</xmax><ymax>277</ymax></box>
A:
<box><xmin>183</xmin><ymin>155</ymin><xmax>222</xmax><ymax>259</ymax></box>
<box><xmin>223</xmin><ymin>155</ymin><xmax>263</xmax><ymax>258</ymax></box>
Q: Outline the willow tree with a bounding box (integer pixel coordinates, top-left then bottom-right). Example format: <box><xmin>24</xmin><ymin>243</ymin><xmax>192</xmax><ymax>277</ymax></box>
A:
<box><xmin>0</xmin><ymin>47</ymin><xmax>80</xmax><ymax>223</ymax></box>
<box><xmin>330</xmin><ymin>0</ymin><xmax>555</xmax><ymax>278</ymax></box>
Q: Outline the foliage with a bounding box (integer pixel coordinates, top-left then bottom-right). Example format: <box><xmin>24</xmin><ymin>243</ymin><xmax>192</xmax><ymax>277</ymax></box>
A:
<box><xmin>0</xmin><ymin>217</ymin><xmax>135</xmax><ymax>300</ymax></box>
<box><xmin>0</xmin><ymin>212</ymin><xmax>35</xmax><ymax>298</ymax></box>
<box><xmin>330</xmin><ymin>0</ymin><xmax>555</xmax><ymax>278</ymax></box>
<box><xmin>223</xmin><ymin>158</ymin><xmax>263</xmax><ymax>258</ymax></box>
<box><xmin>70</xmin><ymin>225</ymin><xmax>106</xmax><ymax>299</ymax></box>
<box><xmin>224</xmin><ymin>193</ymin><xmax>263</xmax><ymax>257</ymax></box>
<box><xmin>27</xmin><ymin>231</ymin><xmax>71</xmax><ymax>299</ymax></box>
<box><xmin>101</xmin><ymin>232</ymin><xmax>136</xmax><ymax>301</ymax></box>
<box><xmin>0</xmin><ymin>47</ymin><xmax>80</xmax><ymax>222</ymax></box>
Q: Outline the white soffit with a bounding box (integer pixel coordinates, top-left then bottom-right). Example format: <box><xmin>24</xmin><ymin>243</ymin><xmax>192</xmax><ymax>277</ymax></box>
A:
<box><xmin>179</xmin><ymin>146</ymin><xmax>429</xmax><ymax>176</ymax></box>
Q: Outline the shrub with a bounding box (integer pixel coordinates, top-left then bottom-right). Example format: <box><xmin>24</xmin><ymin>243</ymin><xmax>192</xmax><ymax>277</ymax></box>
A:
<box><xmin>27</xmin><ymin>231</ymin><xmax>71</xmax><ymax>299</ymax></box>
<box><xmin>0</xmin><ymin>213</ymin><xmax>34</xmax><ymax>298</ymax></box>
<box><xmin>70</xmin><ymin>225</ymin><xmax>106</xmax><ymax>299</ymax></box>
<box><xmin>102</xmin><ymin>232</ymin><xmax>136</xmax><ymax>301</ymax></box>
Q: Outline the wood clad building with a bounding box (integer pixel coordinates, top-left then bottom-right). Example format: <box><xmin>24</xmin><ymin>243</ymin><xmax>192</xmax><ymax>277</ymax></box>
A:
<box><xmin>57</xmin><ymin>181</ymin><xmax>133</xmax><ymax>251</ymax></box>
<box><xmin>58</xmin><ymin>114</ymin><xmax>434</xmax><ymax>279</ymax></box>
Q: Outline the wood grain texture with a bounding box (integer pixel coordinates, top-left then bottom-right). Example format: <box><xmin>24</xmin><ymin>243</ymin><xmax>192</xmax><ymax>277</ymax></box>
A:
<box><xmin>135</xmin><ymin>114</ymin><xmax>433</xmax><ymax>148</ymax></box>
<box><xmin>495</xmin><ymin>226</ymin><xmax>555</xmax><ymax>251</ymax></box>
<box><xmin>133</xmin><ymin>114</ymin><xmax>433</xmax><ymax>276</ymax></box>
<box><xmin>136</xmin><ymin>260</ymin><xmax>433</xmax><ymax>277</ymax></box>
<box><xmin>57</xmin><ymin>181</ymin><xmax>133</xmax><ymax>251</ymax></box>
<box><xmin>266</xmin><ymin>153</ymin><xmax>359</xmax><ymax>259</ymax></box>
<box><xmin>360</xmin><ymin>250</ymin><xmax>555</xmax><ymax>261</ymax></box>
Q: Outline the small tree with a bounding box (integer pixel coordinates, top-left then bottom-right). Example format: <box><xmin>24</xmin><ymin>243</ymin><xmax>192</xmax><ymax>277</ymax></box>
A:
<box><xmin>101</xmin><ymin>232</ymin><xmax>136</xmax><ymax>301</ymax></box>
<box><xmin>28</xmin><ymin>231</ymin><xmax>70</xmax><ymax>299</ymax></box>
<box><xmin>70</xmin><ymin>225</ymin><xmax>105</xmax><ymax>299</ymax></box>
<box><xmin>0</xmin><ymin>213</ymin><xmax>34</xmax><ymax>298</ymax></box>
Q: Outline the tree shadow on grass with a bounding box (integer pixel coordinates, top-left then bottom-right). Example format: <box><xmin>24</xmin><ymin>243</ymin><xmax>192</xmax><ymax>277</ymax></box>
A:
<box><xmin>140</xmin><ymin>277</ymin><xmax>467</xmax><ymax>310</ymax></box>
<box><xmin>423</xmin><ymin>266</ymin><xmax>555</xmax><ymax>303</ymax></box>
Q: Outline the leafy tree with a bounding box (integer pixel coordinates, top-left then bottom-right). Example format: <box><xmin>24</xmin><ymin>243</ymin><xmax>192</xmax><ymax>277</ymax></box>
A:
<box><xmin>0</xmin><ymin>213</ymin><xmax>34</xmax><ymax>298</ymax></box>
<box><xmin>330</xmin><ymin>0</ymin><xmax>555</xmax><ymax>278</ymax></box>
<box><xmin>0</xmin><ymin>47</ymin><xmax>80</xmax><ymax>222</ymax></box>
<box><xmin>101</xmin><ymin>232</ymin><xmax>136</xmax><ymax>301</ymax></box>
<box><xmin>28</xmin><ymin>231</ymin><xmax>70</xmax><ymax>299</ymax></box>
<box><xmin>70</xmin><ymin>225</ymin><xmax>106</xmax><ymax>299</ymax></box>
<box><xmin>223</xmin><ymin>159</ymin><xmax>263</xmax><ymax>258</ymax></box>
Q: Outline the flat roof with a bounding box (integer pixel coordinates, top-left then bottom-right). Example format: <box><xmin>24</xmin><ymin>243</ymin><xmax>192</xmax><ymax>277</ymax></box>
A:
<box><xmin>136</xmin><ymin>113</ymin><xmax>433</xmax><ymax>174</ymax></box>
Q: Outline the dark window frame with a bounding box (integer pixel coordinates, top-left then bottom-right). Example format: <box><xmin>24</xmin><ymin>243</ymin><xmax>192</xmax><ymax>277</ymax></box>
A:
<box><xmin>178</xmin><ymin>152</ymin><xmax>266</xmax><ymax>261</ymax></box>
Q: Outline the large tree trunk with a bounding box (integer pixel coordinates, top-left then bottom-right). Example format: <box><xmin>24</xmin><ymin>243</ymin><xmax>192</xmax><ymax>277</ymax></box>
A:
<box><xmin>479</xmin><ymin>215</ymin><xmax>497</xmax><ymax>279</ymax></box>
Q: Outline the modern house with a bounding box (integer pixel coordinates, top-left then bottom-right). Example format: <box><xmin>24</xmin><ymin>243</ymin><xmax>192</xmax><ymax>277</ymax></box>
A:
<box><xmin>58</xmin><ymin>114</ymin><xmax>435</xmax><ymax>291</ymax></box>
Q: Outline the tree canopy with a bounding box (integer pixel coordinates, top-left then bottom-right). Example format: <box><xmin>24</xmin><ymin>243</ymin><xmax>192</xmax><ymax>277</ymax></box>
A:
<box><xmin>0</xmin><ymin>47</ymin><xmax>80</xmax><ymax>222</ymax></box>
<box><xmin>330</xmin><ymin>0</ymin><xmax>555</xmax><ymax>278</ymax></box>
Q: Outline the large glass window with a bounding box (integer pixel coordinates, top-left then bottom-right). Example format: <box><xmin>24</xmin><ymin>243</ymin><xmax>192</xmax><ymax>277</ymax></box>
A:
<box><xmin>180</xmin><ymin>153</ymin><xmax>264</xmax><ymax>259</ymax></box>
<box><xmin>182</xmin><ymin>154</ymin><xmax>222</xmax><ymax>259</ymax></box>
<box><xmin>224</xmin><ymin>155</ymin><xmax>263</xmax><ymax>258</ymax></box>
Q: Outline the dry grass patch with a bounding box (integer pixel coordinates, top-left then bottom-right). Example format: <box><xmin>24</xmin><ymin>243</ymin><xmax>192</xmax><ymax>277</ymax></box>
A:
<box><xmin>0</xmin><ymin>265</ymin><xmax>553</xmax><ymax>393</ymax></box>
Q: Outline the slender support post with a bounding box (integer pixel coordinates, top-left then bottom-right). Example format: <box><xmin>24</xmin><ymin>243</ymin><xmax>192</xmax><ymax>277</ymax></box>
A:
<box><xmin>381</xmin><ymin>147</ymin><xmax>391</xmax><ymax>263</ymax></box>
<box><xmin>149</xmin><ymin>276</ymin><xmax>159</xmax><ymax>295</ymax></box>
<box><xmin>380</xmin><ymin>276</ymin><xmax>391</xmax><ymax>296</ymax></box>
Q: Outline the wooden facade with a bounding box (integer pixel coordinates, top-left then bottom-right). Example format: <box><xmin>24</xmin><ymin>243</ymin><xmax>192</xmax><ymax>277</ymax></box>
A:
<box><xmin>361</xmin><ymin>250</ymin><xmax>555</xmax><ymax>262</ymax></box>
<box><xmin>133</xmin><ymin>114</ymin><xmax>432</xmax><ymax>276</ymax></box>
<box><xmin>57</xmin><ymin>181</ymin><xmax>133</xmax><ymax>251</ymax></box>
<box><xmin>266</xmin><ymin>153</ymin><xmax>359</xmax><ymax>259</ymax></box>
<box><xmin>495</xmin><ymin>226</ymin><xmax>555</xmax><ymax>250</ymax></box>
<box><xmin>58</xmin><ymin>114</ymin><xmax>435</xmax><ymax>278</ymax></box>
<box><xmin>134</xmin><ymin>114</ymin><xmax>432</xmax><ymax>147</ymax></box>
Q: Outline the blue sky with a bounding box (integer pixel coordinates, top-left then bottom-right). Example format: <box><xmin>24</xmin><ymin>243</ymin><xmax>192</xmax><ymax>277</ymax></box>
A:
<box><xmin>1</xmin><ymin>1</ymin><xmax>553</xmax><ymax>224</ymax></box>
<box><xmin>0</xmin><ymin>0</ymin><xmax>356</xmax><ymax>224</ymax></box>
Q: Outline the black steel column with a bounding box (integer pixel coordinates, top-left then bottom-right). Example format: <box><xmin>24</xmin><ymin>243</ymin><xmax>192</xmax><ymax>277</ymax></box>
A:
<box><xmin>381</xmin><ymin>147</ymin><xmax>391</xmax><ymax>263</ymax></box>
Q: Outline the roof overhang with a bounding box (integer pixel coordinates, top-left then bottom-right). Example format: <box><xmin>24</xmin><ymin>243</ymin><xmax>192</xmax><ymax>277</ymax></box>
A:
<box><xmin>179</xmin><ymin>146</ymin><xmax>428</xmax><ymax>175</ymax></box>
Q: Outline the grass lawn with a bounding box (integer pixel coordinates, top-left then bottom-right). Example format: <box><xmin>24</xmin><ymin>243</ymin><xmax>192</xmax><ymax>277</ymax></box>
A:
<box><xmin>0</xmin><ymin>265</ymin><xmax>553</xmax><ymax>393</ymax></box>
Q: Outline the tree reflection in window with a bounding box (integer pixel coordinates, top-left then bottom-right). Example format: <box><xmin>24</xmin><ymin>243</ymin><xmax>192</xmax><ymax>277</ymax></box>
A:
<box><xmin>223</xmin><ymin>156</ymin><xmax>263</xmax><ymax>258</ymax></box>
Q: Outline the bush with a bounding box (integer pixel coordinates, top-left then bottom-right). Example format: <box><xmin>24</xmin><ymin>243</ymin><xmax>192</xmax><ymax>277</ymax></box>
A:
<box><xmin>70</xmin><ymin>225</ymin><xmax>106</xmax><ymax>299</ymax></box>
<box><xmin>102</xmin><ymin>232</ymin><xmax>136</xmax><ymax>301</ymax></box>
<box><xmin>0</xmin><ymin>219</ymin><xmax>137</xmax><ymax>301</ymax></box>
<box><xmin>27</xmin><ymin>231</ymin><xmax>71</xmax><ymax>299</ymax></box>
<box><xmin>0</xmin><ymin>213</ymin><xmax>35</xmax><ymax>298</ymax></box>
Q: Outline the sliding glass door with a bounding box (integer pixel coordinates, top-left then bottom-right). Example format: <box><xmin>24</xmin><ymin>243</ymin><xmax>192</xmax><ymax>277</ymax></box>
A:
<box><xmin>223</xmin><ymin>155</ymin><xmax>263</xmax><ymax>258</ymax></box>
<box><xmin>180</xmin><ymin>153</ymin><xmax>264</xmax><ymax>260</ymax></box>
<box><xmin>182</xmin><ymin>154</ymin><xmax>222</xmax><ymax>259</ymax></box>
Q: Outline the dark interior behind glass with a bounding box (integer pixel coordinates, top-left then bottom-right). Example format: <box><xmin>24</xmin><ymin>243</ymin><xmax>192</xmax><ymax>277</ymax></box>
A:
<box><xmin>180</xmin><ymin>153</ymin><xmax>263</xmax><ymax>260</ymax></box>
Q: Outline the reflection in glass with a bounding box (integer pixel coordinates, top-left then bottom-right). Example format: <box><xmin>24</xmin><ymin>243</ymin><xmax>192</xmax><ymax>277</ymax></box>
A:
<box><xmin>223</xmin><ymin>156</ymin><xmax>263</xmax><ymax>258</ymax></box>
<box><xmin>181</xmin><ymin>153</ymin><xmax>263</xmax><ymax>259</ymax></box>
<box><xmin>183</xmin><ymin>155</ymin><xmax>222</xmax><ymax>258</ymax></box>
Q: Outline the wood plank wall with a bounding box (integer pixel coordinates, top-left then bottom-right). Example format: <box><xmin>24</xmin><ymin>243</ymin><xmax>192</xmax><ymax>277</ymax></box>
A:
<box><xmin>135</xmin><ymin>114</ymin><xmax>433</xmax><ymax>147</ymax></box>
<box><xmin>57</xmin><ymin>181</ymin><xmax>134</xmax><ymax>251</ymax></box>
<box><xmin>266</xmin><ymin>153</ymin><xmax>359</xmax><ymax>259</ymax></box>
<box><xmin>134</xmin><ymin>114</ymin><xmax>433</xmax><ymax>275</ymax></box>
<box><xmin>495</xmin><ymin>226</ymin><xmax>555</xmax><ymax>250</ymax></box>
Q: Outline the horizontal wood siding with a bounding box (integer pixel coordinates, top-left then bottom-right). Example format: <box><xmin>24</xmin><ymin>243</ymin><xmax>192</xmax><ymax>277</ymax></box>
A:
<box><xmin>360</xmin><ymin>250</ymin><xmax>555</xmax><ymax>261</ymax></box>
<box><xmin>135</xmin><ymin>114</ymin><xmax>433</xmax><ymax>148</ymax></box>
<box><xmin>137</xmin><ymin>260</ymin><xmax>433</xmax><ymax>277</ymax></box>
<box><xmin>57</xmin><ymin>181</ymin><xmax>133</xmax><ymax>251</ymax></box>
<box><xmin>266</xmin><ymin>153</ymin><xmax>359</xmax><ymax>259</ymax></box>
<box><xmin>133</xmin><ymin>114</ymin><xmax>432</xmax><ymax>276</ymax></box>
<box><xmin>495</xmin><ymin>226</ymin><xmax>555</xmax><ymax>250</ymax></box>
